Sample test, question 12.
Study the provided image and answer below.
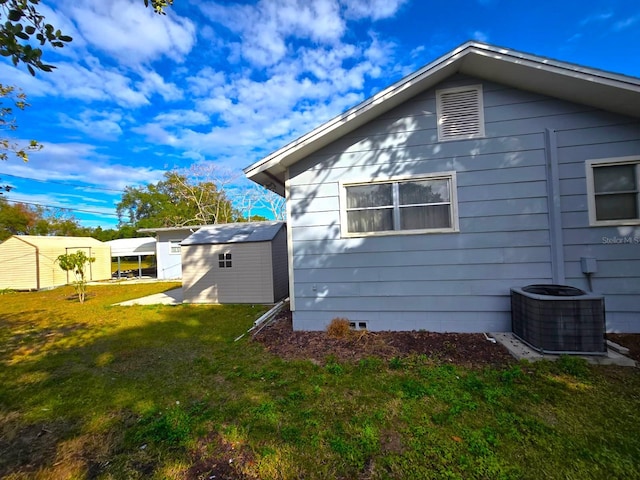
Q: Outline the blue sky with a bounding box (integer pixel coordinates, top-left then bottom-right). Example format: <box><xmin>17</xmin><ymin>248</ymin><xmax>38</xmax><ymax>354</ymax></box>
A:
<box><xmin>1</xmin><ymin>0</ymin><xmax>639</xmax><ymax>229</ymax></box>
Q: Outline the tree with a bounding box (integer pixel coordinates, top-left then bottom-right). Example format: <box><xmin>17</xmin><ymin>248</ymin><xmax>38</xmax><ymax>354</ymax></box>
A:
<box><xmin>0</xmin><ymin>196</ymin><xmax>36</xmax><ymax>240</ymax></box>
<box><xmin>0</xmin><ymin>0</ymin><xmax>173</xmax><ymax>75</ymax></box>
<box><xmin>0</xmin><ymin>196</ymin><xmax>89</xmax><ymax>240</ymax></box>
<box><xmin>56</xmin><ymin>251</ymin><xmax>95</xmax><ymax>303</ymax></box>
<box><xmin>117</xmin><ymin>170</ymin><xmax>239</xmax><ymax>229</ymax></box>
<box><xmin>1</xmin><ymin>84</ymin><xmax>42</xmax><ymax>170</ymax></box>
<box><xmin>237</xmin><ymin>184</ymin><xmax>285</xmax><ymax>221</ymax></box>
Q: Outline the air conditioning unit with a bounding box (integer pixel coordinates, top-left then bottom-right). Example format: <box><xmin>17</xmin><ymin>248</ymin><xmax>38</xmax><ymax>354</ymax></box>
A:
<box><xmin>511</xmin><ymin>285</ymin><xmax>606</xmax><ymax>355</ymax></box>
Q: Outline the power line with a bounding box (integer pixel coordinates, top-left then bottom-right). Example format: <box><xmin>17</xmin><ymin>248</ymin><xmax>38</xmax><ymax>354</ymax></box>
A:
<box><xmin>0</xmin><ymin>172</ymin><xmax>125</xmax><ymax>193</ymax></box>
<box><xmin>4</xmin><ymin>198</ymin><xmax>120</xmax><ymax>217</ymax></box>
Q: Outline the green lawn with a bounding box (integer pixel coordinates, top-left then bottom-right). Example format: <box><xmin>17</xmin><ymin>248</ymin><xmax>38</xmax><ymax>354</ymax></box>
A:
<box><xmin>0</xmin><ymin>284</ymin><xmax>639</xmax><ymax>479</ymax></box>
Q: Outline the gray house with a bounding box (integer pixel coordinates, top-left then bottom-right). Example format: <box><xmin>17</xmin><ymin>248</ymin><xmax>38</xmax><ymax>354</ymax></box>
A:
<box><xmin>181</xmin><ymin>222</ymin><xmax>288</xmax><ymax>304</ymax></box>
<box><xmin>244</xmin><ymin>41</ymin><xmax>640</xmax><ymax>333</ymax></box>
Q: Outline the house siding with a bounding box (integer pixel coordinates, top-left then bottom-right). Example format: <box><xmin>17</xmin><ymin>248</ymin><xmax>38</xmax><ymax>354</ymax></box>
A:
<box><xmin>555</xmin><ymin>122</ymin><xmax>640</xmax><ymax>332</ymax></box>
<box><xmin>155</xmin><ymin>231</ymin><xmax>187</xmax><ymax>279</ymax></box>
<box><xmin>182</xmin><ymin>242</ymin><xmax>275</xmax><ymax>304</ymax></box>
<box><xmin>287</xmin><ymin>74</ymin><xmax>640</xmax><ymax>332</ymax></box>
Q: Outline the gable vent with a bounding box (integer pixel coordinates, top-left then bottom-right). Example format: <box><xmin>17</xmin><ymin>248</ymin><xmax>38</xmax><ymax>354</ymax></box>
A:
<box><xmin>436</xmin><ymin>85</ymin><xmax>485</xmax><ymax>141</ymax></box>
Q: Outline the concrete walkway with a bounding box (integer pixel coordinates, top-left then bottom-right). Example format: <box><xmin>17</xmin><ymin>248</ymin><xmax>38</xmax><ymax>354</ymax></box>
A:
<box><xmin>115</xmin><ymin>287</ymin><xmax>183</xmax><ymax>306</ymax></box>
<box><xmin>491</xmin><ymin>332</ymin><xmax>636</xmax><ymax>367</ymax></box>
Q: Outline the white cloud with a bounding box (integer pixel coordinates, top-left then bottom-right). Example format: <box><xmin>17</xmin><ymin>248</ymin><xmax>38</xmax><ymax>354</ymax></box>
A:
<box><xmin>59</xmin><ymin>110</ymin><xmax>125</xmax><ymax>140</ymax></box>
<box><xmin>63</xmin><ymin>0</ymin><xmax>197</xmax><ymax>65</ymax></box>
<box><xmin>580</xmin><ymin>12</ymin><xmax>614</xmax><ymax>26</ymax></box>
<box><xmin>136</xmin><ymin>70</ymin><xmax>183</xmax><ymax>102</ymax></box>
<box><xmin>152</xmin><ymin>110</ymin><xmax>210</xmax><ymax>127</ymax></box>
<box><xmin>200</xmin><ymin>0</ymin><xmax>347</xmax><ymax>66</ymax></box>
<box><xmin>1</xmin><ymin>57</ymin><xmax>184</xmax><ymax>108</ymax></box>
<box><xmin>613</xmin><ymin>14</ymin><xmax>640</xmax><ymax>31</ymax></box>
<box><xmin>342</xmin><ymin>0</ymin><xmax>408</xmax><ymax>20</ymax></box>
<box><xmin>2</xmin><ymin>141</ymin><xmax>165</xmax><ymax>191</ymax></box>
<box><xmin>472</xmin><ymin>30</ymin><xmax>489</xmax><ymax>43</ymax></box>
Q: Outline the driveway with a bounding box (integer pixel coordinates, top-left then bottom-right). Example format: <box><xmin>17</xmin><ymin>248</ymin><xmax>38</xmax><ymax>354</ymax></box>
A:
<box><xmin>115</xmin><ymin>287</ymin><xmax>183</xmax><ymax>306</ymax></box>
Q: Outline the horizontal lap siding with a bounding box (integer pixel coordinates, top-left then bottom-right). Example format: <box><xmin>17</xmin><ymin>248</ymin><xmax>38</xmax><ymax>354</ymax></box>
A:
<box><xmin>182</xmin><ymin>243</ymin><xmax>274</xmax><ymax>304</ymax></box>
<box><xmin>556</xmin><ymin>119</ymin><xmax>640</xmax><ymax>331</ymax></box>
<box><xmin>288</xmin><ymin>76</ymin><xmax>559</xmax><ymax>332</ymax></box>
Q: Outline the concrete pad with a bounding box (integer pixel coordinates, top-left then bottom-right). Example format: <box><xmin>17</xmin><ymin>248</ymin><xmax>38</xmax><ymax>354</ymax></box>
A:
<box><xmin>115</xmin><ymin>287</ymin><xmax>183</xmax><ymax>306</ymax></box>
<box><xmin>490</xmin><ymin>332</ymin><xmax>637</xmax><ymax>368</ymax></box>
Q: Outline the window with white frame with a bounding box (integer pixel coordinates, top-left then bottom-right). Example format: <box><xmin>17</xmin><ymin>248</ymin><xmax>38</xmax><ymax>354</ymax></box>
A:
<box><xmin>587</xmin><ymin>157</ymin><xmax>640</xmax><ymax>225</ymax></box>
<box><xmin>340</xmin><ymin>173</ymin><xmax>459</xmax><ymax>236</ymax></box>
<box><xmin>436</xmin><ymin>85</ymin><xmax>485</xmax><ymax>142</ymax></box>
<box><xmin>169</xmin><ymin>240</ymin><xmax>181</xmax><ymax>254</ymax></box>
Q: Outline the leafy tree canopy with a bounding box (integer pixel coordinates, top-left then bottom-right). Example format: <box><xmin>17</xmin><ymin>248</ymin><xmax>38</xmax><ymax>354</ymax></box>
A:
<box><xmin>56</xmin><ymin>250</ymin><xmax>95</xmax><ymax>303</ymax></box>
<box><xmin>0</xmin><ymin>196</ymin><xmax>92</xmax><ymax>241</ymax></box>
<box><xmin>117</xmin><ymin>171</ymin><xmax>240</xmax><ymax>229</ymax></box>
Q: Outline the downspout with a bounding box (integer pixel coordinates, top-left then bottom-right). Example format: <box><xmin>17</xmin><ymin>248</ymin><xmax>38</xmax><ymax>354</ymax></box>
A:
<box><xmin>285</xmin><ymin>169</ymin><xmax>295</xmax><ymax>312</ymax></box>
<box><xmin>544</xmin><ymin>128</ymin><xmax>565</xmax><ymax>284</ymax></box>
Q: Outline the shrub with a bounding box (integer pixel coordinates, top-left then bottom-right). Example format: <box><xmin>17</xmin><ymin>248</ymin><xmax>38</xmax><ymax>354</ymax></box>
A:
<box><xmin>327</xmin><ymin>317</ymin><xmax>351</xmax><ymax>338</ymax></box>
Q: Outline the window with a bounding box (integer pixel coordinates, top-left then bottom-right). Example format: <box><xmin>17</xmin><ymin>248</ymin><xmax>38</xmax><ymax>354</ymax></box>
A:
<box><xmin>587</xmin><ymin>157</ymin><xmax>640</xmax><ymax>226</ymax></box>
<box><xmin>340</xmin><ymin>172</ymin><xmax>459</xmax><ymax>236</ymax></box>
<box><xmin>218</xmin><ymin>253</ymin><xmax>232</xmax><ymax>268</ymax></box>
<box><xmin>169</xmin><ymin>240</ymin><xmax>181</xmax><ymax>254</ymax></box>
<box><xmin>436</xmin><ymin>85</ymin><xmax>485</xmax><ymax>141</ymax></box>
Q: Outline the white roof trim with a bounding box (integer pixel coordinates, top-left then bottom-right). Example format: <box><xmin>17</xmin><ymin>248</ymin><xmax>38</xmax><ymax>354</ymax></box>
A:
<box><xmin>244</xmin><ymin>41</ymin><xmax>640</xmax><ymax>194</ymax></box>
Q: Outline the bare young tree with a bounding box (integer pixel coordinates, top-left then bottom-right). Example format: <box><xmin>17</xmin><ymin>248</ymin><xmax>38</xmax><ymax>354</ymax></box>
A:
<box><xmin>258</xmin><ymin>187</ymin><xmax>286</xmax><ymax>221</ymax></box>
<box><xmin>234</xmin><ymin>184</ymin><xmax>286</xmax><ymax>222</ymax></box>
<box><xmin>173</xmin><ymin>164</ymin><xmax>241</xmax><ymax>224</ymax></box>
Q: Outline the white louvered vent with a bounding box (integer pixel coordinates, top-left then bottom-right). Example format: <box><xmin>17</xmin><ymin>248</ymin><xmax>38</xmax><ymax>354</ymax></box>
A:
<box><xmin>436</xmin><ymin>85</ymin><xmax>485</xmax><ymax>141</ymax></box>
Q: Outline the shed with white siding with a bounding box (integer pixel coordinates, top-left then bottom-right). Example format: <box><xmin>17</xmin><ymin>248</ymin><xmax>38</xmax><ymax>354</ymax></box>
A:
<box><xmin>181</xmin><ymin>222</ymin><xmax>288</xmax><ymax>304</ymax></box>
<box><xmin>0</xmin><ymin>235</ymin><xmax>111</xmax><ymax>290</ymax></box>
<box><xmin>244</xmin><ymin>41</ymin><xmax>640</xmax><ymax>333</ymax></box>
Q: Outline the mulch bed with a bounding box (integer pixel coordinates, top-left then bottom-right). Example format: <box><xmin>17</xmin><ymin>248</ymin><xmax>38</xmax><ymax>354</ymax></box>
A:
<box><xmin>252</xmin><ymin>310</ymin><xmax>515</xmax><ymax>367</ymax></box>
<box><xmin>608</xmin><ymin>334</ymin><xmax>640</xmax><ymax>363</ymax></box>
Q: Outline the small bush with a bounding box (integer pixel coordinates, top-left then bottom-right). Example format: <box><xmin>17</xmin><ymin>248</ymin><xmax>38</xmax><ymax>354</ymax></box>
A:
<box><xmin>327</xmin><ymin>317</ymin><xmax>351</xmax><ymax>338</ymax></box>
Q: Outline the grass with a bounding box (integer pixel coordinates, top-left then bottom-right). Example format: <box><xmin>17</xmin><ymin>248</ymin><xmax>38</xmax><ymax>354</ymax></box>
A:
<box><xmin>111</xmin><ymin>258</ymin><xmax>154</xmax><ymax>274</ymax></box>
<box><xmin>1</xmin><ymin>285</ymin><xmax>639</xmax><ymax>479</ymax></box>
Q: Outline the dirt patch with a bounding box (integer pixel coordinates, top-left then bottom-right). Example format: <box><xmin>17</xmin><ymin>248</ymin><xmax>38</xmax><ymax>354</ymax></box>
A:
<box><xmin>186</xmin><ymin>432</ymin><xmax>258</xmax><ymax>480</ymax></box>
<box><xmin>608</xmin><ymin>334</ymin><xmax>640</xmax><ymax>363</ymax></box>
<box><xmin>253</xmin><ymin>310</ymin><xmax>514</xmax><ymax>367</ymax></box>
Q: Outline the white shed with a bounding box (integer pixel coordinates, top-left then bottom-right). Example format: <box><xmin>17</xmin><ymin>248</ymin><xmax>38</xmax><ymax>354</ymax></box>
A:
<box><xmin>181</xmin><ymin>222</ymin><xmax>288</xmax><ymax>304</ymax></box>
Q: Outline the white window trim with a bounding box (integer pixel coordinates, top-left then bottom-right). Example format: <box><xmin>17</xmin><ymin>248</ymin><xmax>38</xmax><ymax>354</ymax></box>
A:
<box><xmin>339</xmin><ymin>171</ymin><xmax>460</xmax><ymax>238</ymax></box>
<box><xmin>586</xmin><ymin>156</ymin><xmax>640</xmax><ymax>227</ymax></box>
<box><xmin>436</xmin><ymin>84</ymin><xmax>485</xmax><ymax>142</ymax></box>
<box><xmin>218</xmin><ymin>252</ymin><xmax>232</xmax><ymax>268</ymax></box>
<box><xmin>168</xmin><ymin>239</ymin><xmax>182</xmax><ymax>255</ymax></box>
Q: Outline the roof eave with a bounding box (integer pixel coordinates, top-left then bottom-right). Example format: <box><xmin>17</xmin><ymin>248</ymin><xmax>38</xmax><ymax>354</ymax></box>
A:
<box><xmin>244</xmin><ymin>41</ymin><xmax>640</xmax><ymax>192</ymax></box>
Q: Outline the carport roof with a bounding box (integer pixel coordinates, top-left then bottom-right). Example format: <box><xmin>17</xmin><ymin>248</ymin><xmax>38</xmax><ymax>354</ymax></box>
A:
<box><xmin>181</xmin><ymin>221</ymin><xmax>285</xmax><ymax>246</ymax></box>
<box><xmin>106</xmin><ymin>237</ymin><xmax>156</xmax><ymax>256</ymax></box>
